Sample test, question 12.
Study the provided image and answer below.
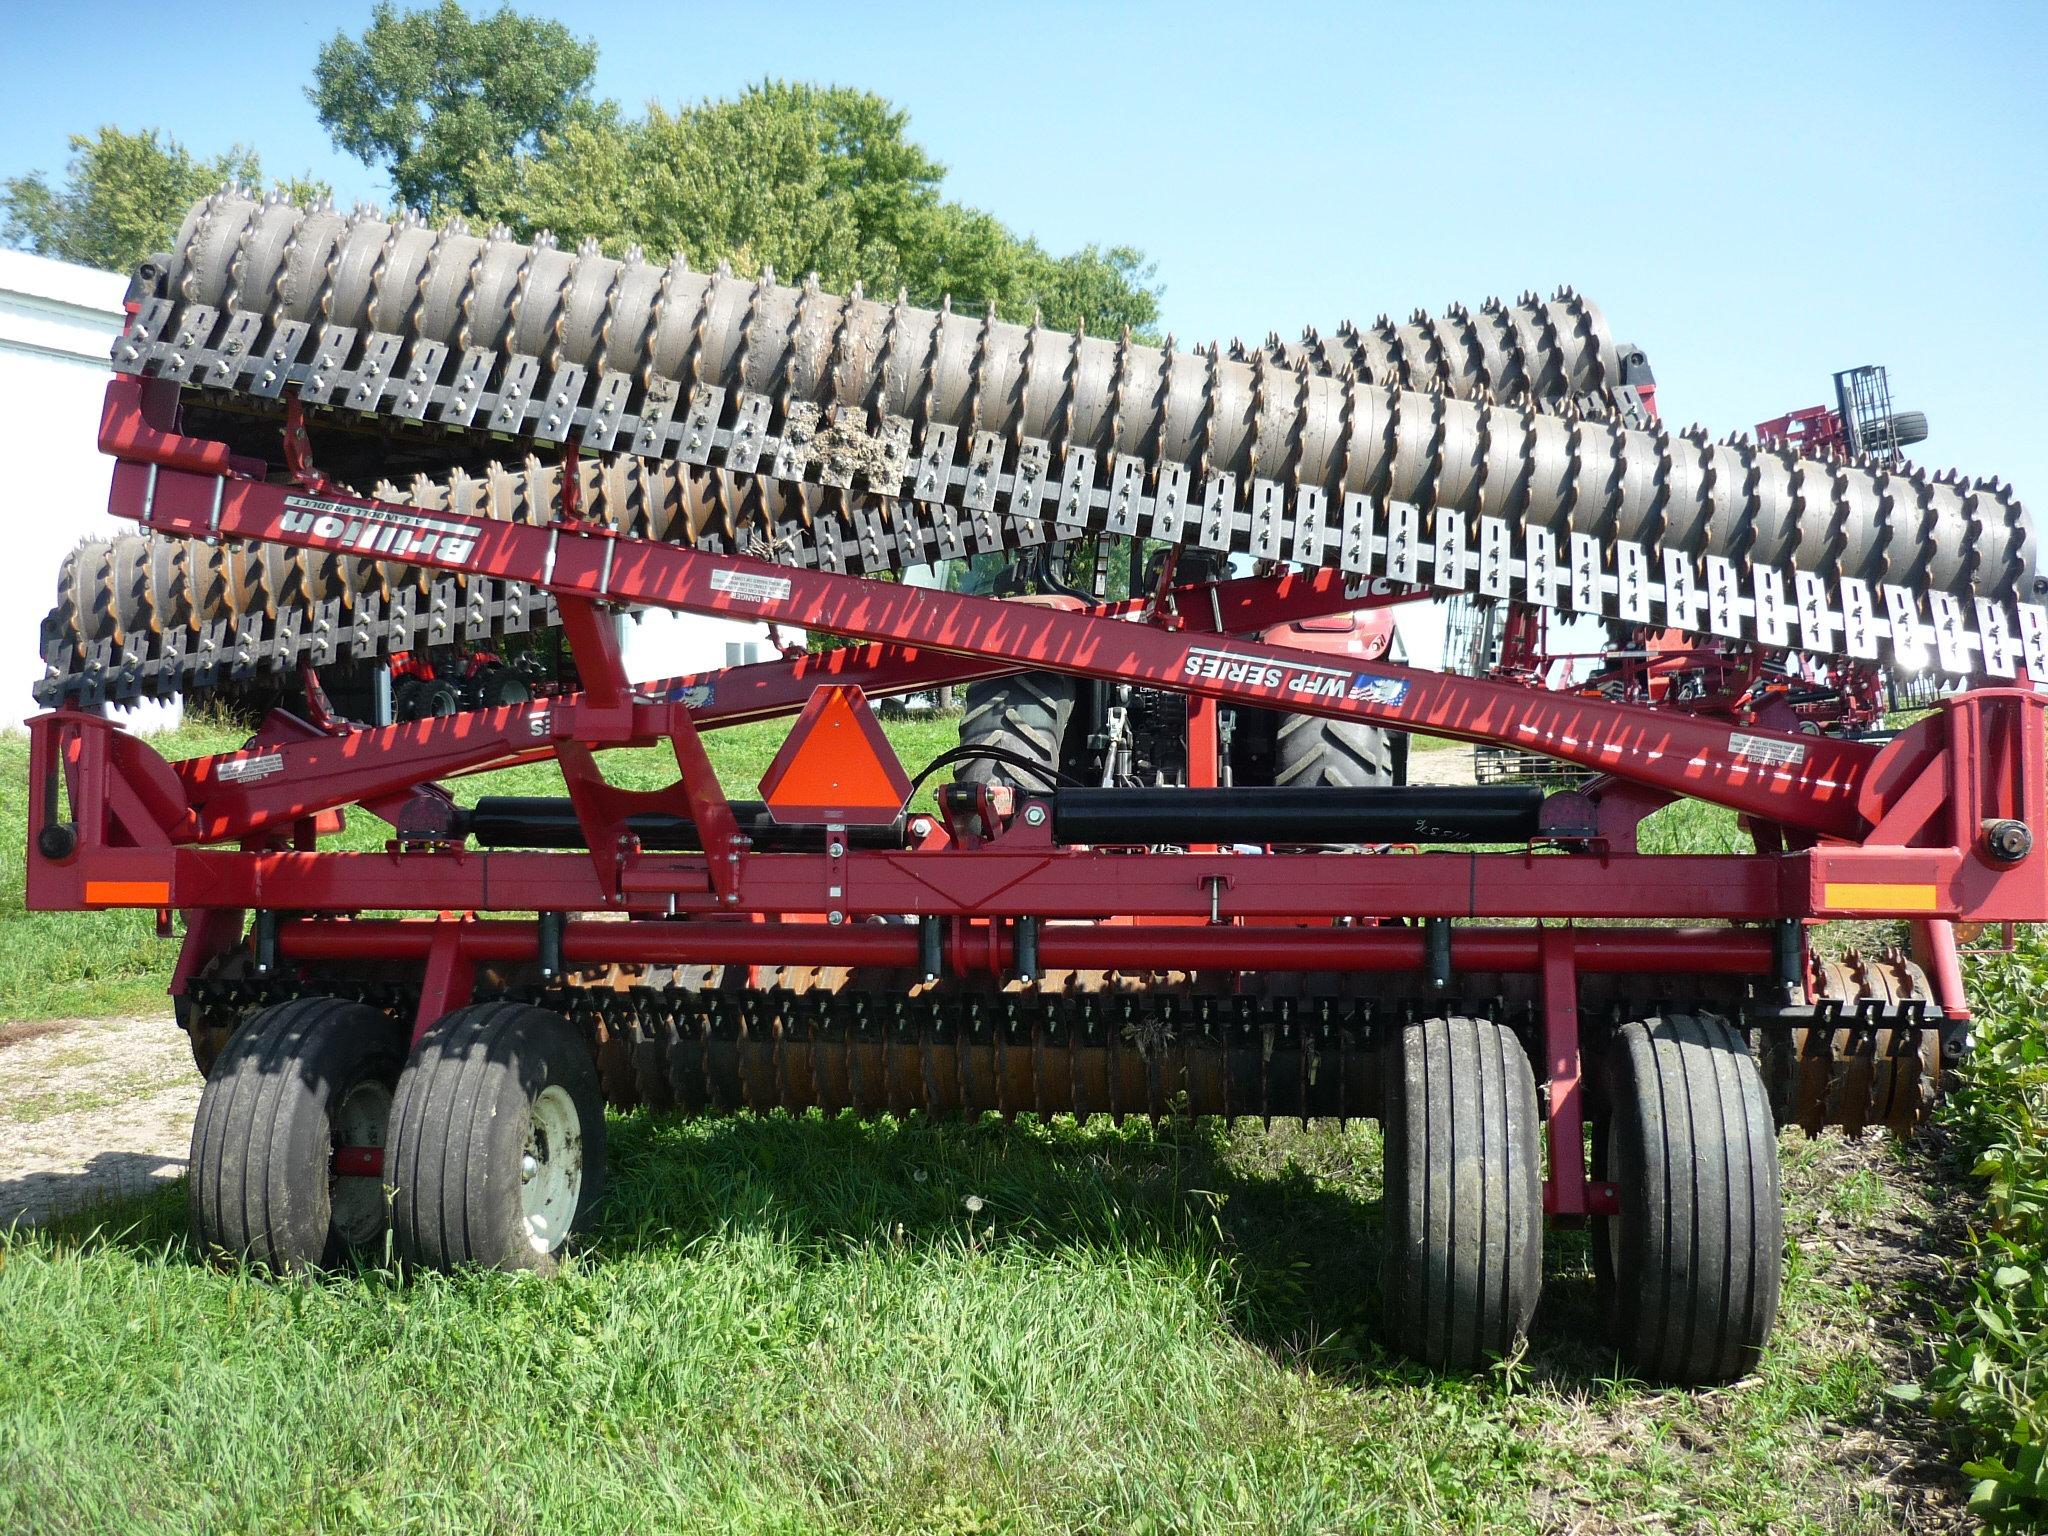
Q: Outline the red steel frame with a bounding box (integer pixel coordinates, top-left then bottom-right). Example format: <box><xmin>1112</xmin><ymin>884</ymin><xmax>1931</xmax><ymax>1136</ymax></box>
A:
<box><xmin>27</xmin><ymin>379</ymin><xmax>2048</xmax><ymax>1219</ymax></box>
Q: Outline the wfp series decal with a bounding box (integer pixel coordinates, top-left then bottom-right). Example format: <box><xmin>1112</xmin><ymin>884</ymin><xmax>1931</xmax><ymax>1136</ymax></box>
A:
<box><xmin>1184</xmin><ymin>645</ymin><xmax>1351</xmax><ymax>699</ymax></box>
<box><xmin>1182</xmin><ymin>645</ymin><xmax>1410</xmax><ymax>708</ymax></box>
<box><xmin>280</xmin><ymin>494</ymin><xmax>477</xmax><ymax>564</ymax></box>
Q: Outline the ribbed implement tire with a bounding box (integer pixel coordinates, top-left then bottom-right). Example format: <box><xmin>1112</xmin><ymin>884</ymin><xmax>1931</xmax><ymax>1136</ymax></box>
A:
<box><xmin>1595</xmin><ymin>1014</ymin><xmax>1783</xmax><ymax>1383</ymax></box>
<box><xmin>1273</xmin><ymin>713</ymin><xmax>1397</xmax><ymax>788</ymax></box>
<box><xmin>954</xmin><ymin>673</ymin><xmax>1074</xmax><ymax>790</ymax></box>
<box><xmin>188</xmin><ymin>996</ymin><xmax>406</xmax><ymax>1272</ymax></box>
<box><xmin>386</xmin><ymin>1002</ymin><xmax>606</xmax><ymax>1275</ymax></box>
<box><xmin>1381</xmin><ymin>1015</ymin><xmax>1543</xmax><ymax>1371</ymax></box>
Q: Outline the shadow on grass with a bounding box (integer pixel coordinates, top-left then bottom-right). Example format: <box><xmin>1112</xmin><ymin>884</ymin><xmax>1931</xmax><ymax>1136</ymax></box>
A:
<box><xmin>592</xmin><ymin>1109</ymin><xmax>1409</xmax><ymax>1377</ymax></box>
<box><xmin>8</xmin><ymin>1108</ymin><xmax>1409</xmax><ymax>1375</ymax></box>
<box><xmin>6</xmin><ymin>1171</ymin><xmax>191</xmax><ymax>1250</ymax></box>
<box><xmin>15</xmin><ymin>1108</ymin><xmax>1895</xmax><ymax>1393</ymax></box>
<box><xmin>0</xmin><ymin>1151</ymin><xmax>190</xmax><ymax>1234</ymax></box>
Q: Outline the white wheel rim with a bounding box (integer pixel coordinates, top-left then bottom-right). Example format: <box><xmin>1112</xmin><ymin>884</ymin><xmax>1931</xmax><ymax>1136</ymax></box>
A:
<box><xmin>520</xmin><ymin>1084</ymin><xmax>584</xmax><ymax>1255</ymax></box>
<box><xmin>330</xmin><ymin>1079</ymin><xmax>393</xmax><ymax>1245</ymax></box>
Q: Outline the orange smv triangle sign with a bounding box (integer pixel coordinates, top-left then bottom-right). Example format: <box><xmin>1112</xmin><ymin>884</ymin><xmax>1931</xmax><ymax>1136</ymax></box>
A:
<box><xmin>758</xmin><ymin>685</ymin><xmax>914</xmax><ymax>826</ymax></box>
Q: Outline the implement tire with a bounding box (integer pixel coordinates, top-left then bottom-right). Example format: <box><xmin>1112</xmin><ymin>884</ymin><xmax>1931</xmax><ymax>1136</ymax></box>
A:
<box><xmin>386</xmin><ymin>1001</ymin><xmax>606</xmax><ymax>1274</ymax></box>
<box><xmin>1594</xmin><ymin>1014</ymin><xmax>1783</xmax><ymax>1383</ymax></box>
<box><xmin>1381</xmin><ymin>1015</ymin><xmax>1544</xmax><ymax>1371</ymax></box>
<box><xmin>954</xmin><ymin>673</ymin><xmax>1073</xmax><ymax>791</ymax></box>
<box><xmin>188</xmin><ymin>995</ymin><xmax>406</xmax><ymax>1272</ymax></box>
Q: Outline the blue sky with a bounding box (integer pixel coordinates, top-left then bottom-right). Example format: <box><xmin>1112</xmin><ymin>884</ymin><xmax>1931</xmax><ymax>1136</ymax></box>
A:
<box><xmin>4</xmin><ymin>1</ymin><xmax>2043</xmax><ymax>508</ymax></box>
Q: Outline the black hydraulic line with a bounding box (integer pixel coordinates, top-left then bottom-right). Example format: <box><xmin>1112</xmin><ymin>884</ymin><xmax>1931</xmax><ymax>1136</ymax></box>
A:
<box><xmin>463</xmin><ymin>797</ymin><xmax>906</xmax><ymax>851</ymax></box>
<box><xmin>1048</xmin><ymin>785</ymin><xmax>1543</xmax><ymax>846</ymax></box>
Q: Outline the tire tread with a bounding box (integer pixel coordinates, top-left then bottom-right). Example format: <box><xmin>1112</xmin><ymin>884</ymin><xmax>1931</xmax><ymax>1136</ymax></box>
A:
<box><xmin>189</xmin><ymin>996</ymin><xmax>403</xmax><ymax>1271</ymax></box>
<box><xmin>386</xmin><ymin>1001</ymin><xmax>605</xmax><ymax>1274</ymax></box>
<box><xmin>1383</xmin><ymin>1015</ymin><xmax>1541</xmax><ymax>1370</ymax></box>
<box><xmin>1602</xmin><ymin>1013</ymin><xmax>1782</xmax><ymax>1382</ymax></box>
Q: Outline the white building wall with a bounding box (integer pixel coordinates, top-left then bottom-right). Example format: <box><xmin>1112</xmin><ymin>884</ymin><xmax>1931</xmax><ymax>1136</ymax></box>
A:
<box><xmin>0</xmin><ymin>250</ymin><xmax>182</xmax><ymax>731</ymax></box>
<box><xmin>616</xmin><ymin>608</ymin><xmax>794</xmax><ymax>685</ymax></box>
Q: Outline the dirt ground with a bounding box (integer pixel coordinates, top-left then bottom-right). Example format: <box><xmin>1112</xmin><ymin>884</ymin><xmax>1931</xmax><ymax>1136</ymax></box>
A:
<box><xmin>0</xmin><ymin>1013</ymin><xmax>200</xmax><ymax>1227</ymax></box>
<box><xmin>1404</xmin><ymin>744</ymin><xmax>1480</xmax><ymax>785</ymax></box>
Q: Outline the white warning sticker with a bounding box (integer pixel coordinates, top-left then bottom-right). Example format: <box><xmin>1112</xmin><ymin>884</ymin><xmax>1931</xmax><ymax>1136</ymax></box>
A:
<box><xmin>216</xmin><ymin>752</ymin><xmax>285</xmax><ymax>784</ymax></box>
<box><xmin>709</xmin><ymin>569</ymin><xmax>794</xmax><ymax>603</ymax></box>
<box><xmin>1726</xmin><ymin>732</ymin><xmax>1807</xmax><ymax>768</ymax></box>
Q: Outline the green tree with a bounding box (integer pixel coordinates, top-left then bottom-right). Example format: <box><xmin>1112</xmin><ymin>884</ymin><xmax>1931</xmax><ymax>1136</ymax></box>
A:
<box><xmin>310</xmin><ymin>0</ymin><xmax>600</xmax><ymax>213</ymax></box>
<box><xmin>465</xmin><ymin>81</ymin><xmax>1162</xmax><ymax>336</ymax></box>
<box><xmin>1</xmin><ymin>127</ymin><xmax>323</xmax><ymax>274</ymax></box>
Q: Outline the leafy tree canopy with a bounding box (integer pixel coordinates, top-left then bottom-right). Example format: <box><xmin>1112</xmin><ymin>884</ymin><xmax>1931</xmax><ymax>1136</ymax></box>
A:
<box><xmin>1</xmin><ymin>127</ymin><xmax>325</xmax><ymax>274</ymax></box>
<box><xmin>464</xmin><ymin>80</ymin><xmax>1160</xmax><ymax>335</ymax></box>
<box><xmin>8</xmin><ymin>5</ymin><xmax>1161</xmax><ymax>336</ymax></box>
<box><xmin>310</xmin><ymin>0</ymin><xmax>600</xmax><ymax>214</ymax></box>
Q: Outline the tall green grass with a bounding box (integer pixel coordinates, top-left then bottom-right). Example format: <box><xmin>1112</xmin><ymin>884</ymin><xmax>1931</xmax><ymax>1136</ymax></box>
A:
<box><xmin>1</xmin><ymin>1112</ymin><xmax>1934</xmax><ymax>1534</ymax></box>
<box><xmin>1937</xmin><ymin>931</ymin><xmax>2048</xmax><ymax>1524</ymax></box>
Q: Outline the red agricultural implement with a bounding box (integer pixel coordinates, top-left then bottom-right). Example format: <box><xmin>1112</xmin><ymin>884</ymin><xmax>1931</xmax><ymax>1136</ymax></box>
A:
<box><xmin>26</xmin><ymin>190</ymin><xmax>2048</xmax><ymax>1381</ymax></box>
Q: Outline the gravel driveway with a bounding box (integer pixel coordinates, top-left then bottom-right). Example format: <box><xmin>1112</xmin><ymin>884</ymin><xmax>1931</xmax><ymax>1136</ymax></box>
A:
<box><xmin>0</xmin><ymin>1014</ymin><xmax>200</xmax><ymax>1227</ymax></box>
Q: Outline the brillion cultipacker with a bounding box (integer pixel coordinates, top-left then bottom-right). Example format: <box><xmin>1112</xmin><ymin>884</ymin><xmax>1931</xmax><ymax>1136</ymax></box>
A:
<box><xmin>27</xmin><ymin>189</ymin><xmax>2048</xmax><ymax>1382</ymax></box>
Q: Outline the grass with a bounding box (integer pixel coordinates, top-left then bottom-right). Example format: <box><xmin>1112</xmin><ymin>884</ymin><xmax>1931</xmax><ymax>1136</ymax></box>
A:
<box><xmin>1932</xmin><ymin>931</ymin><xmax>2048</xmax><ymax>1525</ymax></box>
<box><xmin>0</xmin><ymin>1108</ymin><xmax>1956</xmax><ymax>1534</ymax></box>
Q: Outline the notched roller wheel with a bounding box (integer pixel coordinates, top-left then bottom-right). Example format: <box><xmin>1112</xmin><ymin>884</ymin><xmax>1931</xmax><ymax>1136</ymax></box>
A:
<box><xmin>188</xmin><ymin>996</ymin><xmax>407</xmax><ymax>1272</ymax></box>
<box><xmin>385</xmin><ymin>1001</ymin><xmax>607</xmax><ymax>1274</ymax></box>
<box><xmin>1593</xmin><ymin>1014</ymin><xmax>1783</xmax><ymax>1383</ymax></box>
<box><xmin>1381</xmin><ymin>1015</ymin><xmax>1543</xmax><ymax>1371</ymax></box>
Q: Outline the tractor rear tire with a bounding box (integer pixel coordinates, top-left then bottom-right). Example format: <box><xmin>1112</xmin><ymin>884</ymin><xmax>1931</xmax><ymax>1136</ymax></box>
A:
<box><xmin>954</xmin><ymin>673</ymin><xmax>1074</xmax><ymax>791</ymax></box>
<box><xmin>1274</xmin><ymin>711</ymin><xmax>1397</xmax><ymax>788</ymax></box>
<box><xmin>188</xmin><ymin>996</ymin><xmax>407</xmax><ymax>1272</ymax></box>
<box><xmin>1381</xmin><ymin>1015</ymin><xmax>1543</xmax><ymax>1371</ymax></box>
<box><xmin>1594</xmin><ymin>1014</ymin><xmax>1783</xmax><ymax>1383</ymax></box>
<box><xmin>386</xmin><ymin>1001</ymin><xmax>606</xmax><ymax>1274</ymax></box>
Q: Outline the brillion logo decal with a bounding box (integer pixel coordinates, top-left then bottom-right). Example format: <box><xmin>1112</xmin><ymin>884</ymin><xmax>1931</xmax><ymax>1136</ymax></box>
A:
<box><xmin>280</xmin><ymin>494</ymin><xmax>478</xmax><ymax>564</ymax></box>
<box><xmin>1182</xmin><ymin>645</ymin><xmax>1411</xmax><ymax>707</ymax></box>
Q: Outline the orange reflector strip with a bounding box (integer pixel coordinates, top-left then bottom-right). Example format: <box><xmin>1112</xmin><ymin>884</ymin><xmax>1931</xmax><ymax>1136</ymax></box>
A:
<box><xmin>759</xmin><ymin>685</ymin><xmax>912</xmax><ymax>826</ymax></box>
<box><xmin>1822</xmin><ymin>882</ymin><xmax>1940</xmax><ymax>913</ymax></box>
<box><xmin>84</xmin><ymin>879</ymin><xmax>171</xmax><ymax>906</ymax></box>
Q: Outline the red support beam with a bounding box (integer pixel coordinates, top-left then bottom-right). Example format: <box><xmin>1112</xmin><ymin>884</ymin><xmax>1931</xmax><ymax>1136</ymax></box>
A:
<box><xmin>109</xmin><ymin>442</ymin><xmax>1888</xmax><ymax>837</ymax></box>
<box><xmin>1539</xmin><ymin>926</ymin><xmax>1615</xmax><ymax>1219</ymax></box>
<box><xmin>276</xmin><ymin>915</ymin><xmax>1776</xmax><ymax>977</ymax></box>
<box><xmin>410</xmin><ymin>924</ymin><xmax>475</xmax><ymax>1046</ymax></box>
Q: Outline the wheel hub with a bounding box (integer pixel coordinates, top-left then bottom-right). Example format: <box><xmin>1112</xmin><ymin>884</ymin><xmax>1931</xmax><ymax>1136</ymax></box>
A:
<box><xmin>519</xmin><ymin>1084</ymin><xmax>584</xmax><ymax>1255</ymax></box>
<box><xmin>329</xmin><ymin>1079</ymin><xmax>394</xmax><ymax>1246</ymax></box>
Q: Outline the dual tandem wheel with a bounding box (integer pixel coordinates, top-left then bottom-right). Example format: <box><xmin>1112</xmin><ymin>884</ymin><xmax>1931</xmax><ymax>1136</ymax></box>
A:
<box><xmin>191</xmin><ymin>998</ymin><xmax>604</xmax><ymax>1276</ymax></box>
<box><xmin>190</xmin><ymin>997</ymin><xmax>1782</xmax><ymax>1382</ymax></box>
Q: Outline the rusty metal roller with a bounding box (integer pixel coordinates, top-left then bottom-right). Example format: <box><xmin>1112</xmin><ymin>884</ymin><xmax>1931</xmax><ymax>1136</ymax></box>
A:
<box><xmin>35</xmin><ymin>452</ymin><xmax>732</xmax><ymax>705</ymax></box>
<box><xmin>159</xmin><ymin>191</ymin><xmax>2037</xmax><ymax>610</ymax></box>
<box><xmin>1755</xmin><ymin>952</ymin><xmax>1941</xmax><ymax>1135</ymax></box>
<box><xmin>563</xmin><ymin>966</ymin><xmax>1390</xmax><ymax>1124</ymax></box>
<box><xmin>1230</xmin><ymin>287</ymin><xmax>1622</xmax><ymax>406</ymax></box>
